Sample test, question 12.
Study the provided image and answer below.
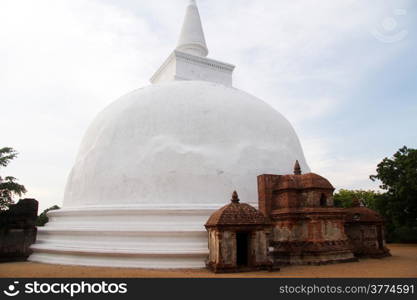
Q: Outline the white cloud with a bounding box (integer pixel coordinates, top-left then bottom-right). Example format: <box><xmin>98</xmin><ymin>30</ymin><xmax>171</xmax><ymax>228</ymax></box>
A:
<box><xmin>302</xmin><ymin>137</ymin><xmax>381</xmax><ymax>191</ymax></box>
<box><xmin>1</xmin><ymin>0</ymin><xmax>167</xmax><ymax>210</ymax></box>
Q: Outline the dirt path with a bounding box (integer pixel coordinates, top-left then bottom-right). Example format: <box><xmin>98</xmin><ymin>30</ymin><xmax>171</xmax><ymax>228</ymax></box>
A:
<box><xmin>1</xmin><ymin>244</ymin><xmax>416</xmax><ymax>278</ymax></box>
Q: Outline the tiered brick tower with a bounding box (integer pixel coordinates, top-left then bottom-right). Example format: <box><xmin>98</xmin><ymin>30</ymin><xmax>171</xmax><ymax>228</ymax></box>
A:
<box><xmin>258</xmin><ymin>161</ymin><xmax>356</xmax><ymax>265</ymax></box>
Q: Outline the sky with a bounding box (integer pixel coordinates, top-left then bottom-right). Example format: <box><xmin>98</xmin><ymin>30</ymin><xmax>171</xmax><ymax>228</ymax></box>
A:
<box><xmin>1</xmin><ymin>0</ymin><xmax>416</xmax><ymax>212</ymax></box>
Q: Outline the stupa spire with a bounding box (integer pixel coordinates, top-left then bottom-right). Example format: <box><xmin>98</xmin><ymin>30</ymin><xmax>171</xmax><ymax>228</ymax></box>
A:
<box><xmin>150</xmin><ymin>0</ymin><xmax>235</xmax><ymax>86</ymax></box>
<box><xmin>176</xmin><ymin>0</ymin><xmax>208</xmax><ymax>57</ymax></box>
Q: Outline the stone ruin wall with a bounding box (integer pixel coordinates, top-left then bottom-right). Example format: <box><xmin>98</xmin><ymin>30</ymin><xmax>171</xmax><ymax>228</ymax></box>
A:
<box><xmin>207</xmin><ymin>227</ymin><xmax>271</xmax><ymax>272</ymax></box>
<box><xmin>0</xmin><ymin>199</ymin><xmax>38</xmax><ymax>262</ymax></box>
<box><xmin>251</xmin><ymin>230</ymin><xmax>269</xmax><ymax>265</ymax></box>
<box><xmin>345</xmin><ymin>223</ymin><xmax>387</xmax><ymax>257</ymax></box>
<box><xmin>220</xmin><ymin>231</ymin><xmax>235</xmax><ymax>266</ymax></box>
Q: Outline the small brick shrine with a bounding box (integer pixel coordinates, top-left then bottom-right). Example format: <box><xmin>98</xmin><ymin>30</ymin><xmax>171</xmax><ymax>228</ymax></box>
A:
<box><xmin>205</xmin><ymin>191</ymin><xmax>272</xmax><ymax>273</ymax></box>
<box><xmin>344</xmin><ymin>198</ymin><xmax>391</xmax><ymax>258</ymax></box>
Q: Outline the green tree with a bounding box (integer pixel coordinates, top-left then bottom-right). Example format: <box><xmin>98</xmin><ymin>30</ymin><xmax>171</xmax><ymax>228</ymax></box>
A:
<box><xmin>370</xmin><ymin>146</ymin><xmax>417</xmax><ymax>243</ymax></box>
<box><xmin>333</xmin><ymin>189</ymin><xmax>381</xmax><ymax>209</ymax></box>
<box><xmin>36</xmin><ymin>205</ymin><xmax>61</xmax><ymax>226</ymax></box>
<box><xmin>0</xmin><ymin>147</ymin><xmax>27</xmax><ymax>210</ymax></box>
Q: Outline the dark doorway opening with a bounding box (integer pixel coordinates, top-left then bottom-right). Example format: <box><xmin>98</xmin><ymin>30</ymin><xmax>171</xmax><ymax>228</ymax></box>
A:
<box><xmin>320</xmin><ymin>194</ymin><xmax>327</xmax><ymax>207</ymax></box>
<box><xmin>236</xmin><ymin>232</ymin><xmax>249</xmax><ymax>266</ymax></box>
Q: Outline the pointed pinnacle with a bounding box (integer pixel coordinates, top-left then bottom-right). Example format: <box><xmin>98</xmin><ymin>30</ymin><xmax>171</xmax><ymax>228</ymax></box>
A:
<box><xmin>231</xmin><ymin>191</ymin><xmax>240</xmax><ymax>203</ymax></box>
<box><xmin>294</xmin><ymin>160</ymin><xmax>302</xmax><ymax>175</ymax></box>
<box><xmin>177</xmin><ymin>0</ymin><xmax>208</xmax><ymax>57</ymax></box>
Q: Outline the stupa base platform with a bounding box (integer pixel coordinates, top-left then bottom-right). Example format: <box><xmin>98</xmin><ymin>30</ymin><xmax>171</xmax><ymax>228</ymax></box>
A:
<box><xmin>28</xmin><ymin>205</ymin><xmax>223</xmax><ymax>269</ymax></box>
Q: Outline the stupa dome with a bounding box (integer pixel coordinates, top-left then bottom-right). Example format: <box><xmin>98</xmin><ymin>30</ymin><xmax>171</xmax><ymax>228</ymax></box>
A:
<box><xmin>29</xmin><ymin>1</ymin><xmax>310</xmax><ymax>268</ymax></box>
<box><xmin>64</xmin><ymin>80</ymin><xmax>309</xmax><ymax>209</ymax></box>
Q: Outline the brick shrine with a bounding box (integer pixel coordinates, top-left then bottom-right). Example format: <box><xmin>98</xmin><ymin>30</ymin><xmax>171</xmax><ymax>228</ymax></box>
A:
<box><xmin>205</xmin><ymin>191</ymin><xmax>272</xmax><ymax>273</ymax></box>
<box><xmin>257</xmin><ymin>161</ymin><xmax>356</xmax><ymax>266</ymax></box>
<box><xmin>344</xmin><ymin>198</ymin><xmax>391</xmax><ymax>258</ymax></box>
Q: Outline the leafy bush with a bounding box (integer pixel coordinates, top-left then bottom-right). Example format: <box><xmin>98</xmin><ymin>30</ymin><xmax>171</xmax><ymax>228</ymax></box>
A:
<box><xmin>36</xmin><ymin>205</ymin><xmax>61</xmax><ymax>226</ymax></box>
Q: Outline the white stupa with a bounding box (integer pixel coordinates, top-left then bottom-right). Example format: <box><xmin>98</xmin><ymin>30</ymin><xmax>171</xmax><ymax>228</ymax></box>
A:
<box><xmin>29</xmin><ymin>0</ymin><xmax>310</xmax><ymax>268</ymax></box>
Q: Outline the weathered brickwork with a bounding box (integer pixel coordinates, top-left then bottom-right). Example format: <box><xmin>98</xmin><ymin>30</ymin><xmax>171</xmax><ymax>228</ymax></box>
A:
<box><xmin>205</xmin><ymin>163</ymin><xmax>391</xmax><ymax>273</ymax></box>
<box><xmin>258</xmin><ymin>162</ymin><xmax>356</xmax><ymax>266</ymax></box>
<box><xmin>205</xmin><ymin>192</ymin><xmax>273</xmax><ymax>273</ymax></box>
<box><xmin>344</xmin><ymin>199</ymin><xmax>391</xmax><ymax>258</ymax></box>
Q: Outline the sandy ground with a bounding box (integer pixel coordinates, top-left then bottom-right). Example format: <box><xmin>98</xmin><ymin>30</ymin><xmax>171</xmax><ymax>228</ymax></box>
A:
<box><xmin>1</xmin><ymin>244</ymin><xmax>416</xmax><ymax>278</ymax></box>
